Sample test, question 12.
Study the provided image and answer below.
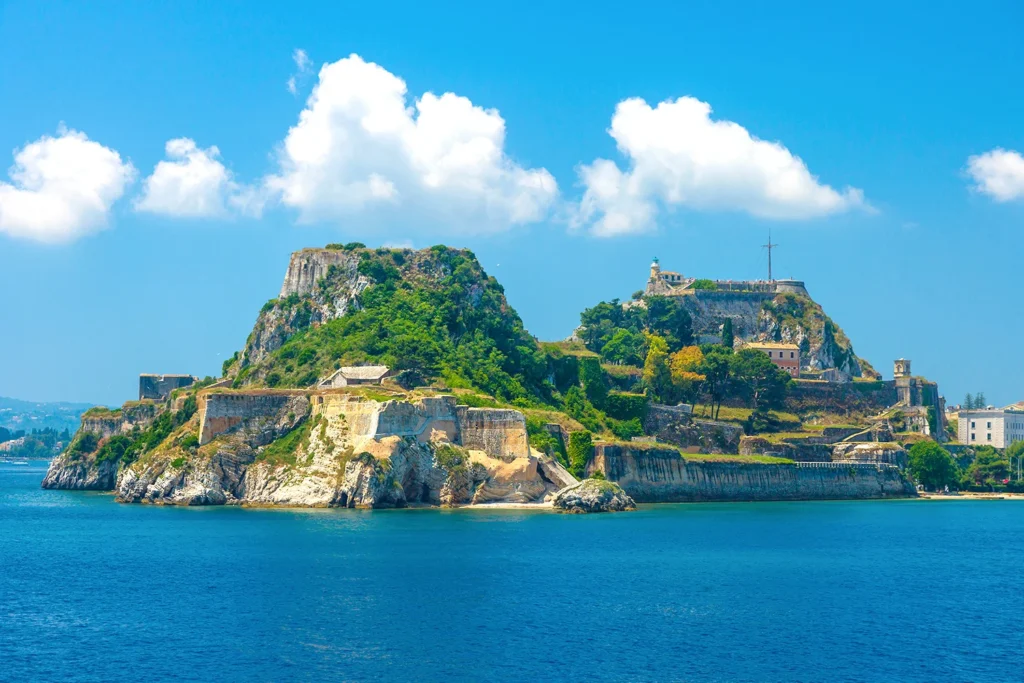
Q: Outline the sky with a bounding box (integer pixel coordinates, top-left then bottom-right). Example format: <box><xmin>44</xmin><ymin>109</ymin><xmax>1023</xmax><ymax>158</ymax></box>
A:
<box><xmin>1</xmin><ymin>0</ymin><xmax>1022</xmax><ymax>407</ymax></box>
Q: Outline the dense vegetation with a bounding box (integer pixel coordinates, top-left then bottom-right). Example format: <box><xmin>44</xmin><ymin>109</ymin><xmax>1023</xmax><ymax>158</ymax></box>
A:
<box><xmin>239</xmin><ymin>247</ymin><xmax>553</xmax><ymax>405</ymax></box>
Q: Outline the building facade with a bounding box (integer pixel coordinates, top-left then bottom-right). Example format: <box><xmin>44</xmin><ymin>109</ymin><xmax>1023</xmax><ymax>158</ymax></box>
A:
<box><xmin>743</xmin><ymin>342</ymin><xmax>801</xmax><ymax>378</ymax></box>
<box><xmin>958</xmin><ymin>408</ymin><xmax>1024</xmax><ymax>448</ymax></box>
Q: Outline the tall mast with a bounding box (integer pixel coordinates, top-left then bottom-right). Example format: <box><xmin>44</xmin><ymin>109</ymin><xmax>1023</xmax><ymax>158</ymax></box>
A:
<box><xmin>762</xmin><ymin>230</ymin><xmax>778</xmax><ymax>282</ymax></box>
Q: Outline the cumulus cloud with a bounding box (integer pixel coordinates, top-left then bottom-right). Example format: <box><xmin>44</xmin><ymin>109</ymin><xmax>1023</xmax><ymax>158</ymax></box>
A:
<box><xmin>266</xmin><ymin>54</ymin><xmax>558</xmax><ymax>232</ymax></box>
<box><xmin>966</xmin><ymin>148</ymin><xmax>1024</xmax><ymax>202</ymax></box>
<box><xmin>574</xmin><ymin>96</ymin><xmax>866</xmax><ymax>236</ymax></box>
<box><xmin>135</xmin><ymin>138</ymin><xmax>260</xmax><ymax>218</ymax></box>
<box><xmin>287</xmin><ymin>48</ymin><xmax>313</xmax><ymax>95</ymax></box>
<box><xmin>0</xmin><ymin>127</ymin><xmax>135</xmax><ymax>243</ymax></box>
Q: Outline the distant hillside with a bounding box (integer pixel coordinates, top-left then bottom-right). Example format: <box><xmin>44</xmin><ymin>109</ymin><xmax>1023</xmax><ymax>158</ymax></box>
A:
<box><xmin>0</xmin><ymin>397</ymin><xmax>91</xmax><ymax>433</ymax></box>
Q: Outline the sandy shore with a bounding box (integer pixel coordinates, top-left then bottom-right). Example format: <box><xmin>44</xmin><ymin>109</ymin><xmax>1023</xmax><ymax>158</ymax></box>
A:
<box><xmin>918</xmin><ymin>491</ymin><xmax>1024</xmax><ymax>501</ymax></box>
<box><xmin>461</xmin><ymin>501</ymin><xmax>554</xmax><ymax>510</ymax></box>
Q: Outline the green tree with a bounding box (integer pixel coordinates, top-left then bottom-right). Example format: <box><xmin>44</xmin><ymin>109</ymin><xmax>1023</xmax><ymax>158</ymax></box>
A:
<box><xmin>697</xmin><ymin>345</ymin><xmax>733</xmax><ymax>419</ymax></box>
<box><xmin>963</xmin><ymin>393</ymin><xmax>974</xmax><ymax>410</ymax></box>
<box><xmin>965</xmin><ymin>446</ymin><xmax>1010</xmax><ymax>488</ymax></box>
<box><xmin>642</xmin><ymin>334</ymin><xmax>674</xmax><ymax>403</ymax></box>
<box><xmin>731</xmin><ymin>348</ymin><xmax>792</xmax><ymax>414</ymax></box>
<box><xmin>975</xmin><ymin>392</ymin><xmax>987</xmax><ymax>409</ymax></box>
<box><xmin>721</xmin><ymin>318</ymin><xmax>734</xmax><ymax>349</ymax></box>
<box><xmin>907</xmin><ymin>442</ymin><xmax>959</xmax><ymax>491</ymax></box>
<box><xmin>579</xmin><ymin>357</ymin><xmax>609</xmax><ymax>409</ymax></box>
<box><xmin>600</xmin><ymin>328</ymin><xmax>646</xmax><ymax>366</ymax></box>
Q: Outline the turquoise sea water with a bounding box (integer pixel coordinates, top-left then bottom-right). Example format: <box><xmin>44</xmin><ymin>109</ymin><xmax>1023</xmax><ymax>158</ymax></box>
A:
<box><xmin>2</xmin><ymin>462</ymin><xmax>1022</xmax><ymax>683</ymax></box>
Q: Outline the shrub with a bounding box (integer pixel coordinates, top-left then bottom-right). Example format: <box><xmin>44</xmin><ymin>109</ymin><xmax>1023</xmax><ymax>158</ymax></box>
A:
<box><xmin>604</xmin><ymin>392</ymin><xmax>648</xmax><ymax>422</ymax></box>
<box><xmin>568</xmin><ymin>431</ymin><xmax>594</xmax><ymax>479</ymax></box>
<box><xmin>67</xmin><ymin>432</ymin><xmax>100</xmax><ymax>459</ymax></box>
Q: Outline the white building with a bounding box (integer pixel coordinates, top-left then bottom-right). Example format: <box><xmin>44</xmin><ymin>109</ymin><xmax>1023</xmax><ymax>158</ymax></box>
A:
<box><xmin>958</xmin><ymin>407</ymin><xmax>1024</xmax><ymax>448</ymax></box>
<box><xmin>318</xmin><ymin>365</ymin><xmax>390</xmax><ymax>388</ymax></box>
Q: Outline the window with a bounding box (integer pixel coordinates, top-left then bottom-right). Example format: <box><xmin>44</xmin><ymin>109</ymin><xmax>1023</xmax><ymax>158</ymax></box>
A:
<box><xmin>987</xmin><ymin>422</ymin><xmax>992</xmax><ymax>429</ymax></box>
<box><xmin>971</xmin><ymin>433</ymin><xmax>976</xmax><ymax>441</ymax></box>
<box><xmin>987</xmin><ymin>434</ymin><xmax>992</xmax><ymax>441</ymax></box>
<box><xmin>971</xmin><ymin>421</ymin><xmax>976</xmax><ymax>429</ymax></box>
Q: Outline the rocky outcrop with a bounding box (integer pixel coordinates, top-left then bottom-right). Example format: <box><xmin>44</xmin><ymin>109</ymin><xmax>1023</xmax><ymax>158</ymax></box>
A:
<box><xmin>739</xmin><ymin>436</ymin><xmax>832</xmax><ymax>462</ymax></box>
<box><xmin>240</xmin><ymin>249</ymin><xmax>372</xmax><ymax>369</ymax></box>
<box><xmin>553</xmin><ymin>479</ymin><xmax>637</xmax><ymax>513</ymax></box>
<box><xmin>589</xmin><ymin>444</ymin><xmax>916</xmax><ymax>502</ymax></box>
<box><xmin>41</xmin><ymin>454</ymin><xmax>120</xmax><ymax>490</ymax></box>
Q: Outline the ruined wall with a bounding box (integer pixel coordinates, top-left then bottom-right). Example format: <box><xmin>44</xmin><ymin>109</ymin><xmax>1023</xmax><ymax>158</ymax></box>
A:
<box><xmin>588</xmin><ymin>445</ymin><xmax>915</xmax><ymax>502</ymax></box>
<box><xmin>198</xmin><ymin>391</ymin><xmax>309</xmax><ymax>445</ymax></box>
<box><xmin>643</xmin><ymin>405</ymin><xmax>743</xmax><ymax>453</ymax></box>
<box><xmin>785</xmin><ymin>380</ymin><xmax>898</xmax><ymax>415</ymax></box>
<box><xmin>739</xmin><ymin>437</ymin><xmax>833</xmax><ymax>462</ymax></box>
<box><xmin>139</xmin><ymin>374</ymin><xmax>196</xmax><ymax>401</ymax></box>
<box><xmin>456</xmin><ymin>407</ymin><xmax>530</xmax><ymax>460</ymax></box>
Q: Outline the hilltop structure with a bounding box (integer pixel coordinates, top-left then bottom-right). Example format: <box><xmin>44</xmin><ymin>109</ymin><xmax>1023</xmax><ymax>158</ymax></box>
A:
<box><xmin>645</xmin><ymin>258</ymin><xmax>809</xmax><ymax>297</ymax></box>
<box><xmin>633</xmin><ymin>258</ymin><xmax>869</xmax><ymax>378</ymax></box>
<box><xmin>139</xmin><ymin>374</ymin><xmax>197</xmax><ymax>401</ymax></box>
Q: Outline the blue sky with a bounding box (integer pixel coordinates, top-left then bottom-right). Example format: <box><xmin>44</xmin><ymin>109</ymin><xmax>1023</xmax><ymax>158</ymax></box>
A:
<box><xmin>1</xmin><ymin>0</ymin><xmax>1022</xmax><ymax>407</ymax></box>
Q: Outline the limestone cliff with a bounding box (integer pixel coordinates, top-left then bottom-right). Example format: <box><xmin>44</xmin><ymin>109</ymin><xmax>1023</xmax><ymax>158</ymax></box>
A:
<box><xmin>677</xmin><ymin>290</ymin><xmax>872</xmax><ymax>378</ymax></box>
<box><xmin>47</xmin><ymin>390</ymin><xmax>576</xmax><ymax>508</ymax></box>
<box><xmin>588</xmin><ymin>444</ymin><xmax>915</xmax><ymax>502</ymax></box>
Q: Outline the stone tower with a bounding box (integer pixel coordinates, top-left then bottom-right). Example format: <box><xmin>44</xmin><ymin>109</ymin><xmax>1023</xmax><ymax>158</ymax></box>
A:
<box><xmin>894</xmin><ymin>359</ymin><xmax>911</xmax><ymax>379</ymax></box>
<box><xmin>649</xmin><ymin>257</ymin><xmax>661</xmax><ymax>282</ymax></box>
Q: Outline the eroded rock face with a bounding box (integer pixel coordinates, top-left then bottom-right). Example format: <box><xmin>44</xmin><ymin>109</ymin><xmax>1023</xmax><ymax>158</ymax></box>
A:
<box><xmin>553</xmin><ymin>479</ymin><xmax>637</xmax><ymax>514</ymax></box>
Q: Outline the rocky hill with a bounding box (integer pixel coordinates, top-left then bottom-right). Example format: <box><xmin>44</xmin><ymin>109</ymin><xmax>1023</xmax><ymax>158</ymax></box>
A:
<box><xmin>225</xmin><ymin>244</ymin><xmax>552</xmax><ymax>402</ymax></box>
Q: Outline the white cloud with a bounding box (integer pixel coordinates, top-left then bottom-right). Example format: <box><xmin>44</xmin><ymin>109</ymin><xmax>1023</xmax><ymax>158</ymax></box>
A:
<box><xmin>135</xmin><ymin>138</ymin><xmax>260</xmax><ymax>218</ymax></box>
<box><xmin>287</xmin><ymin>48</ymin><xmax>313</xmax><ymax>95</ymax></box>
<box><xmin>0</xmin><ymin>127</ymin><xmax>135</xmax><ymax>243</ymax></box>
<box><xmin>266</xmin><ymin>54</ymin><xmax>558</xmax><ymax>232</ymax></box>
<box><xmin>966</xmin><ymin>148</ymin><xmax>1024</xmax><ymax>202</ymax></box>
<box><xmin>574</xmin><ymin>96</ymin><xmax>866</xmax><ymax>236</ymax></box>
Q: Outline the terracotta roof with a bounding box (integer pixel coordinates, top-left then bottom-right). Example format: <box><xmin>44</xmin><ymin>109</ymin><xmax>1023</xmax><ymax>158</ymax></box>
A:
<box><xmin>743</xmin><ymin>342</ymin><xmax>799</xmax><ymax>350</ymax></box>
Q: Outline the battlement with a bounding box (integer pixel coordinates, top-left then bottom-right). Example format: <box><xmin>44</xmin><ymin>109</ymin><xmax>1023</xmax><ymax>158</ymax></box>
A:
<box><xmin>645</xmin><ymin>259</ymin><xmax>807</xmax><ymax>298</ymax></box>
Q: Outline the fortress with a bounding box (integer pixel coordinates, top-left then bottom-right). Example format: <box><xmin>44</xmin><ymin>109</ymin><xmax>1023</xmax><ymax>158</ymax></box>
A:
<box><xmin>644</xmin><ymin>258</ymin><xmax>809</xmax><ymax>297</ymax></box>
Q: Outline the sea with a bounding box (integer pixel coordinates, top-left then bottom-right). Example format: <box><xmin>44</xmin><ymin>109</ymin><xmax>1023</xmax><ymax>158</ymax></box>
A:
<box><xmin>1</xmin><ymin>461</ymin><xmax>1022</xmax><ymax>683</ymax></box>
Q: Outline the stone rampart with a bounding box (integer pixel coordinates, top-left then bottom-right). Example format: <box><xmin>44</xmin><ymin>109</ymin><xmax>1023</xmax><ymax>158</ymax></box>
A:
<box><xmin>198</xmin><ymin>391</ymin><xmax>308</xmax><ymax>445</ymax></box>
<box><xmin>680</xmin><ymin>290</ymin><xmax>775</xmax><ymax>339</ymax></box>
<box><xmin>643</xmin><ymin>405</ymin><xmax>742</xmax><ymax>453</ymax></box>
<box><xmin>785</xmin><ymin>380</ymin><xmax>897</xmax><ymax>415</ymax></box>
<box><xmin>456</xmin><ymin>407</ymin><xmax>530</xmax><ymax>460</ymax></box>
<box><xmin>588</xmin><ymin>444</ymin><xmax>915</xmax><ymax>502</ymax></box>
<box><xmin>139</xmin><ymin>374</ymin><xmax>196</xmax><ymax>401</ymax></box>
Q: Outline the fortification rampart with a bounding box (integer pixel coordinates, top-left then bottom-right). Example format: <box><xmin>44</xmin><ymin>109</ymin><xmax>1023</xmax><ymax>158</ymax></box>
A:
<box><xmin>785</xmin><ymin>380</ymin><xmax>898</xmax><ymax>415</ymax></box>
<box><xmin>456</xmin><ymin>407</ymin><xmax>530</xmax><ymax>460</ymax></box>
<box><xmin>643</xmin><ymin>405</ymin><xmax>743</xmax><ymax>453</ymax></box>
<box><xmin>588</xmin><ymin>444</ymin><xmax>915</xmax><ymax>502</ymax></box>
<box><xmin>198</xmin><ymin>391</ymin><xmax>309</xmax><ymax>445</ymax></box>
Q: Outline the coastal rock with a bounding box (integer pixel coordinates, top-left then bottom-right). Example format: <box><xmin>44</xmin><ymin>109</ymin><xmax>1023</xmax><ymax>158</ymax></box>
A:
<box><xmin>553</xmin><ymin>479</ymin><xmax>637</xmax><ymax>513</ymax></box>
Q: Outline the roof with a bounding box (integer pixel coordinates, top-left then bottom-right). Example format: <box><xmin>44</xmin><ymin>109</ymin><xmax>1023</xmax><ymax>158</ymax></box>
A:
<box><xmin>323</xmin><ymin>365</ymin><xmax>390</xmax><ymax>382</ymax></box>
<box><xmin>743</xmin><ymin>342</ymin><xmax>800</xmax><ymax>350</ymax></box>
